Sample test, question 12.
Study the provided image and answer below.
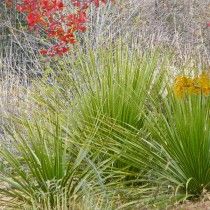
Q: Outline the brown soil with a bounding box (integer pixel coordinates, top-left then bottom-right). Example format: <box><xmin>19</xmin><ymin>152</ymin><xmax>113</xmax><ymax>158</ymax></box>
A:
<box><xmin>172</xmin><ymin>201</ymin><xmax>210</xmax><ymax>210</ymax></box>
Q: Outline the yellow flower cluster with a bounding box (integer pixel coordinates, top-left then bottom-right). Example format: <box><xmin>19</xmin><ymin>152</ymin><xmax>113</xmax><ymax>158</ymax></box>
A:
<box><xmin>173</xmin><ymin>72</ymin><xmax>210</xmax><ymax>97</ymax></box>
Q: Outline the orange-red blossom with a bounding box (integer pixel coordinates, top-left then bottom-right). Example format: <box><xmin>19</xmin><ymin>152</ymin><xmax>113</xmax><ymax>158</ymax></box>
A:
<box><xmin>5</xmin><ymin>0</ymin><xmax>113</xmax><ymax>56</ymax></box>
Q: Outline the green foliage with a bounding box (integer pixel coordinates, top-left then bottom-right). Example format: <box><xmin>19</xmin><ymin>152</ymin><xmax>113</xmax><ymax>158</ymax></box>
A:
<box><xmin>147</xmin><ymin>94</ymin><xmax>210</xmax><ymax>195</ymax></box>
<box><xmin>0</xmin><ymin>115</ymin><xmax>112</xmax><ymax>209</ymax></box>
<box><xmin>0</xmin><ymin>45</ymin><xmax>209</xmax><ymax>209</ymax></box>
<box><xmin>68</xmin><ymin>47</ymin><xmax>168</xmax><ymax>152</ymax></box>
<box><xmin>91</xmin><ymin>92</ymin><xmax>210</xmax><ymax>206</ymax></box>
<box><xmin>78</xmin><ymin>48</ymin><xmax>166</xmax><ymax>128</ymax></box>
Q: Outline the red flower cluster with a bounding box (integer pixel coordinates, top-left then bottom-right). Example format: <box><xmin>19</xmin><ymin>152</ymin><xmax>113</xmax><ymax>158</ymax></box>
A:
<box><xmin>10</xmin><ymin>0</ymin><xmax>112</xmax><ymax>56</ymax></box>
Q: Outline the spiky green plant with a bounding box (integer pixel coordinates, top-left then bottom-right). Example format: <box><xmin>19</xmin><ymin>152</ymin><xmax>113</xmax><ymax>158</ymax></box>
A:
<box><xmin>69</xmin><ymin>46</ymin><xmax>168</xmax><ymax>142</ymax></box>
<box><xmin>76</xmin><ymin>115</ymin><xmax>183</xmax><ymax>208</ymax></box>
<box><xmin>147</xmin><ymin>93</ymin><xmax>210</xmax><ymax>195</ymax></box>
<box><xmin>0</xmin><ymin>115</ymin><xmax>112</xmax><ymax>209</ymax></box>
<box><xmin>18</xmin><ymin>46</ymin><xmax>174</xmax><ymax>208</ymax></box>
<box><xmin>28</xmin><ymin>46</ymin><xmax>169</xmax><ymax>143</ymax></box>
<box><xmin>89</xmin><ymin>90</ymin><xmax>210</xmax><ymax>207</ymax></box>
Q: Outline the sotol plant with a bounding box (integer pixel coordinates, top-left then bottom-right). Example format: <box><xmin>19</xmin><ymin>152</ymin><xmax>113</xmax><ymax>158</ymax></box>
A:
<box><xmin>0</xmin><ymin>115</ymin><xmax>112</xmax><ymax>209</ymax></box>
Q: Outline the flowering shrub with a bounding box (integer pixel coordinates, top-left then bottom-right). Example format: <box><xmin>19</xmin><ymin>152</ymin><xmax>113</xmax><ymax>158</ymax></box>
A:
<box><xmin>173</xmin><ymin>72</ymin><xmax>210</xmax><ymax>97</ymax></box>
<box><xmin>5</xmin><ymin>0</ymin><xmax>112</xmax><ymax>56</ymax></box>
